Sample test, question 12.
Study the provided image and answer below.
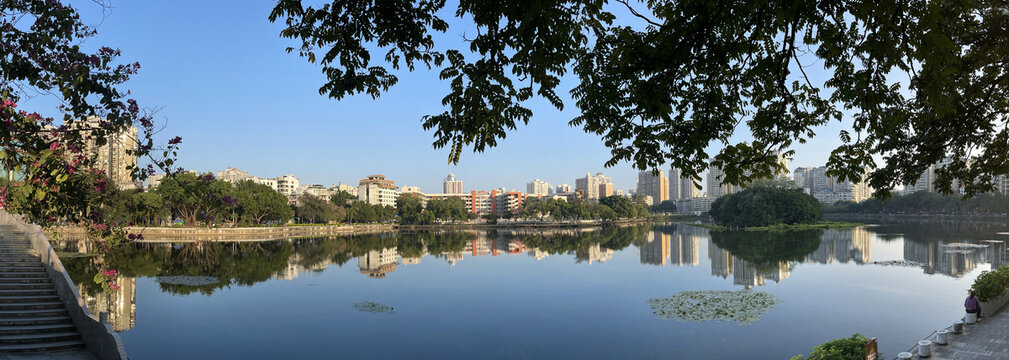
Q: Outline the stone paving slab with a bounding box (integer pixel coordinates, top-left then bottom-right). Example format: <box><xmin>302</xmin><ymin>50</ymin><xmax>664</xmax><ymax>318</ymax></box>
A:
<box><xmin>904</xmin><ymin>306</ymin><xmax>1009</xmax><ymax>359</ymax></box>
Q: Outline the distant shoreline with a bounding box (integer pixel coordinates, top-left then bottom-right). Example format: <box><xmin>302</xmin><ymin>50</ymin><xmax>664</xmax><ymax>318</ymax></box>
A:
<box><xmin>685</xmin><ymin>221</ymin><xmax>862</xmax><ymax>232</ymax></box>
<box><xmin>52</xmin><ymin>219</ymin><xmax>650</xmax><ymax>242</ymax></box>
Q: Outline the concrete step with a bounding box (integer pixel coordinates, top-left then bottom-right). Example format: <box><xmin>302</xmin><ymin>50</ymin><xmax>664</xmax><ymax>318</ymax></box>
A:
<box><xmin>0</xmin><ymin>323</ymin><xmax>75</xmax><ymax>336</ymax></box>
<box><xmin>0</xmin><ymin>268</ymin><xmax>46</xmax><ymax>274</ymax></box>
<box><xmin>0</xmin><ymin>315</ymin><xmax>72</xmax><ymax>326</ymax></box>
<box><xmin>0</xmin><ymin>308</ymin><xmax>67</xmax><ymax>318</ymax></box>
<box><xmin>0</xmin><ymin>258</ymin><xmax>42</xmax><ymax>263</ymax></box>
<box><xmin>0</xmin><ymin>292</ymin><xmax>60</xmax><ymax>300</ymax></box>
<box><xmin>0</xmin><ymin>272</ymin><xmax>48</xmax><ymax>278</ymax></box>
<box><xmin>0</xmin><ymin>301</ymin><xmax>64</xmax><ymax>311</ymax></box>
<box><xmin>0</xmin><ymin>277</ymin><xmax>49</xmax><ymax>284</ymax></box>
<box><xmin>0</xmin><ymin>263</ymin><xmax>45</xmax><ymax>269</ymax></box>
<box><xmin>0</xmin><ymin>339</ymin><xmax>84</xmax><ymax>352</ymax></box>
<box><xmin>0</xmin><ymin>331</ymin><xmax>81</xmax><ymax>345</ymax></box>
<box><xmin>0</xmin><ymin>288</ymin><xmax>56</xmax><ymax>296</ymax></box>
<box><xmin>0</xmin><ymin>283</ymin><xmax>53</xmax><ymax>290</ymax></box>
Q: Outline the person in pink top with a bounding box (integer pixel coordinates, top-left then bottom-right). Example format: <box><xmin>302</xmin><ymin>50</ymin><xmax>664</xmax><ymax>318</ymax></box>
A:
<box><xmin>965</xmin><ymin>291</ymin><xmax>982</xmax><ymax>321</ymax></box>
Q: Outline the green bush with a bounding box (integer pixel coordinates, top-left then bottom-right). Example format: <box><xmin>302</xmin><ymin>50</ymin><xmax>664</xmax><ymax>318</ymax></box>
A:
<box><xmin>971</xmin><ymin>265</ymin><xmax>1009</xmax><ymax>302</ymax></box>
<box><xmin>791</xmin><ymin>334</ymin><xmax>869</xmax><ymax>360</ymax></box>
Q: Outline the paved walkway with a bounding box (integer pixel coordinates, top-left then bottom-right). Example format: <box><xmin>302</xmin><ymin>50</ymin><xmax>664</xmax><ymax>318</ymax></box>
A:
<box><xmin>904</xmin><ymin>307</ymin><xmax>1009</xmax><ymax>359</ymax></box>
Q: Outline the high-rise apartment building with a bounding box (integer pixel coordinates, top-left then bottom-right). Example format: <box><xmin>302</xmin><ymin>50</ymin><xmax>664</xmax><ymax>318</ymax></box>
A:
<box><xmin>668</xmin><ymin>167</ymin><xmax>699</xmax><ymax>200</ymax></box>
<box><xmin>575</xmin><ymin>172</ymin><xmax>612</xmax><ymax>200</ymax></box>
<box><xmin>598</xmin><ymin>183</ymin><xmax>614</xmax><ymax>198</ymax></box>
<box><xmin>556</xmin><ymin>184</ymin><xmax>572</xmax><ymax>193</ymax></box>
<box><xmin>707</xmin><ymin>165</ymin><xmax>734</xmax><ymax>198</ymax></box>
<box><xmin>637</xmin><ymin>170</ymin><xmax>669</xmax><ymax>203</ymax></box>
<box><xmin>71</xmin><ymin>117</ymin><xmax>139</xmax><ymax>189</ymax></box>
<box><xmin>794</xmin><ymin>165</ymin><xmax>872</xmax><ymax>203</ymax></box>
<box><xmin>358</xmin><ymin>175</ymin><xmax>399</xmax><ymax>207</ymax></box>
<box><xmin>443</xmin><ymin>173</ymin><xmax>464</xmax><ymax>194</ymax></box>
<box><xmin>526</xmin><ymin>179</ymin><xmax>551</xmax><ymax>195</ymax></box>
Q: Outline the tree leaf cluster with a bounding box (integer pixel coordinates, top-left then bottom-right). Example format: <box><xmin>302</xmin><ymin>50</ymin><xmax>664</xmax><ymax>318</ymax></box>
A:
<box><xmin>709</xmin><ymin>184</ymin><xmax>822</xmax><ymax>227</ymax></box>
<box><xmin>272</xmin><ymin>0</ymin><xmax>1009</xmax><ymax>198</ymax></box>
<box><xmin>824</xmin><ymin>191</ymin><xmax>1009</xmax><ymax>215</ymax></box>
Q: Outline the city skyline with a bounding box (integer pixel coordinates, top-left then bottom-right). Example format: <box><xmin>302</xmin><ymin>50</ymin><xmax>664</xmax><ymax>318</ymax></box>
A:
<box><xmin>22</xmin><ymin>0</ymin><xmax>857</xmax><ymax>196</ymax></box>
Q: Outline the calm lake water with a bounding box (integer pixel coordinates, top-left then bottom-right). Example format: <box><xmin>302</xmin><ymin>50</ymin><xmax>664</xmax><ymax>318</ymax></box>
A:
<box><xmin>57</xmin><ymin>219</ymin><xmax>1009</xmax><ymax>359</ymax></box>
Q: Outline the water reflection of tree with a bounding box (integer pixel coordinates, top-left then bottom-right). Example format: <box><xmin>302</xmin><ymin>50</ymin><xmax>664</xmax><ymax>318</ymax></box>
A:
<box><xmin>97</xmin><ymin>241</ymin><xmax>295</xmax><ymax>295</ymax></box>
<box><xmin>710</xmin><ymin>230</ymin><xmax>822</xmax><ymax>267</ymax></box>
<box><xmin>865</xmin><ymin>219</ymin><xmax>1009</xmax><ymax>244</ymax></box>
<box><xmin>397</xmin><ymin>232</ymin><xmax>471</xmax><ymax>257</ymax></box>
<box><xmin>292</xmin><ymin>237</ymin><xmax>348</xmax><ymax>269</ymax></box>
<box><xmin>516</xmin><ymin>224</ymin><xmax>651</xmax><ymax>255</ymax></box>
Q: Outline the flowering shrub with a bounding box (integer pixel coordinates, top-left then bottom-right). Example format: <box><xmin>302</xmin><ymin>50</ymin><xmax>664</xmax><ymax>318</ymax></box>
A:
<box><xmin>2</xmin><ymin>0</ymin><xmax>184</xmax><ymax>291</ymax></box>
<box><xmin>93</xmin><ymin>269</ymin><xmax>121</xmax><ymax>292</ymax></box>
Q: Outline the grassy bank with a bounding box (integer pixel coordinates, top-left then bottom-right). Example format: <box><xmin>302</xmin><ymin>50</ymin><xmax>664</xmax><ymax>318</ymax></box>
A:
<box><xmin>686</xmin><ymin>221</ymin><xmax>862</xmax><ymax>232</ymax></box>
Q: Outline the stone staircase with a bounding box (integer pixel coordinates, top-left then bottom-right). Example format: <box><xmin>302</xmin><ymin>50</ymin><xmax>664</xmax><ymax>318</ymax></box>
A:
<box><xmin>0</xmin><ymin>228</ymin><xmax>86</xmax><ymax>353</ymax></box>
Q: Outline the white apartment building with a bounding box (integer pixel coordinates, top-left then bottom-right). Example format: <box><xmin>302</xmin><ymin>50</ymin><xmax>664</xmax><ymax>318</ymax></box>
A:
<box><xmin>276</xmin><ymin>174</ymin><xmax>300</xmax><ymax>200</ymax></box>
<box><xmin>250</xmin><ymin>176</ymin><xmax>278</xmax><ymax>191</ymax></box>
<box><xmin>334</xmin><ymin>182</ymin><xmax>358</xmax><ymax>196</ymax></box>
<box><xmin>358</xmin><ymin>175</ymin><xmax>399</xmax><ymax>207</ymax></box>
<box><xmin>217</xmin><ymin>167</ymin><xmax>250</xmax><ymax>183</ymax></box>
<box><xmin>575</xmin><ymin>172</ymin><xmax>612</xmax><ymax>200</ymax></box>
<box><xmin>146</xmin><ymin>173</ymin><xmax>166</xmax><ymax>189</ymax></box>
<box><xmin>526</xmin><ymin>179</ymin><xmax>551</xmax><ymax>196</ymax></box>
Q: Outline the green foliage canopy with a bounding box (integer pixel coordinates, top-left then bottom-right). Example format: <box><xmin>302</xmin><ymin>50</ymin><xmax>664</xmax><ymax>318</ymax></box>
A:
<box><xmin>710</xmin><ymin>186</ymin><xmax>822</xmax><ymax>227</ymax></box>
<box><xmin>270</xmin><ymin>0</ymin><xmax>1009</xmax><ymax>198</ymax></box>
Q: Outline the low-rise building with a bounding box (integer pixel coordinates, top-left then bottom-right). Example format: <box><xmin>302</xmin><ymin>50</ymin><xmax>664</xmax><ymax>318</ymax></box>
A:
<box><xmin>276</xmin><ymin>174</ymin><xmax>300</xmax><ymax>203</ymax></box>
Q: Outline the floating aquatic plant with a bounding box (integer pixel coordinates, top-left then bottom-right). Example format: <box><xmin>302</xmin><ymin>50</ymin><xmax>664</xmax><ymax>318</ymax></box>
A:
<box><xmin>648</xmin><ymin>290</ymin><xmax>781</xmax><ymax>325</ymax></box>
<box><xmin>154</xmin><ymin>276</ymin><xmax>221</xmax><ymax>286</ymax></box>
<box><xmin>353</xmin><ymin>301</ymin><xmax>395</xmax><ymax>314</ymax></box>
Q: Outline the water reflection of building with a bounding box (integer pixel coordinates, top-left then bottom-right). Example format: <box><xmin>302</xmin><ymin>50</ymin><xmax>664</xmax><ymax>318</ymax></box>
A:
<box><xmin>640</xmin><ymin>231</ymin><xmax>670</xmax><ymax>266</ymax></box>
<box><xmin>79</xmin><ymin>277</ymin><xmax>136</xmax><ymax>332</ymax></box>
<box><xmin>805</xmin><ymin>228</ymin><xmax>872</xmax><ymax>264</ymax></box>
<box><xmin>443</xmin><ymin>251</ymin><xmax>466</xmax><ymax>266</ymax></box>
<box><xmin>576</xmin><ymin>244</ymin><xmax>613</xmax><ymax>264</ymax></box>
<box><xmin>982</xmin><ymin>240</ymin><xmax>1007</xmax><ymax>268</ymax></box>
<box><xmin>708</xmin><ymin>240</ymin><xmax>733</xmax><ymax>279</ymax></box>
<box><xmin>358</xmin><ymin>248</ymin><xmax>399</xmax><ymax>278</ymax></box>
<box><xmin>641</xmin><ymin>226</ymin><xmax>702</xmax><ymax>266</ymax></box>
<box><xmin>708</xmin><ymin>241</ymin><xmax>790</xmax><ymax>288</ymax></box>
<box><xmin>528</xmin><ymin>248</ymin><xmax>550</xmax><ymax>261</ymax></box>
<box><xmin>902</xmin><ymin>241</ymin><xmax>994</xmax><ymax>278</ymax></box>
<box><xmin>671</xmin><ymin>233</ymin><xmax>700</xmax><ymax>266</ymax></box>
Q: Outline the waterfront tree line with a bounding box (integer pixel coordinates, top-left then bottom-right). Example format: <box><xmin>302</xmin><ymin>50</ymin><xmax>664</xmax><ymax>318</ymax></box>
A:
<box><xmin>96</xmin><ymin>172</ymin><xmax>661</xmax><ymax>227</ymax></box>
<box><xmin>823</xmin><ymin>191</ymin><xmax>1009</xmax><ymax>215</ymax></box>
<box><xmin>396</xmin><ymin>194</ymin><xmax>653</xmax><ymax>225</ymax></box>
<box><xmin>98</xmin><ymin>172</ymin><xmax>399</xmax><ymax>227</ymax></box>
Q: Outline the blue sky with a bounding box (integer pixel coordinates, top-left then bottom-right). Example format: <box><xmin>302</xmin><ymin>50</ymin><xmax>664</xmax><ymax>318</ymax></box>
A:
<box><xmin>46</xmin><ymin>0</ymin><xmax>851</xmax><ymax>193</ymax></box>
